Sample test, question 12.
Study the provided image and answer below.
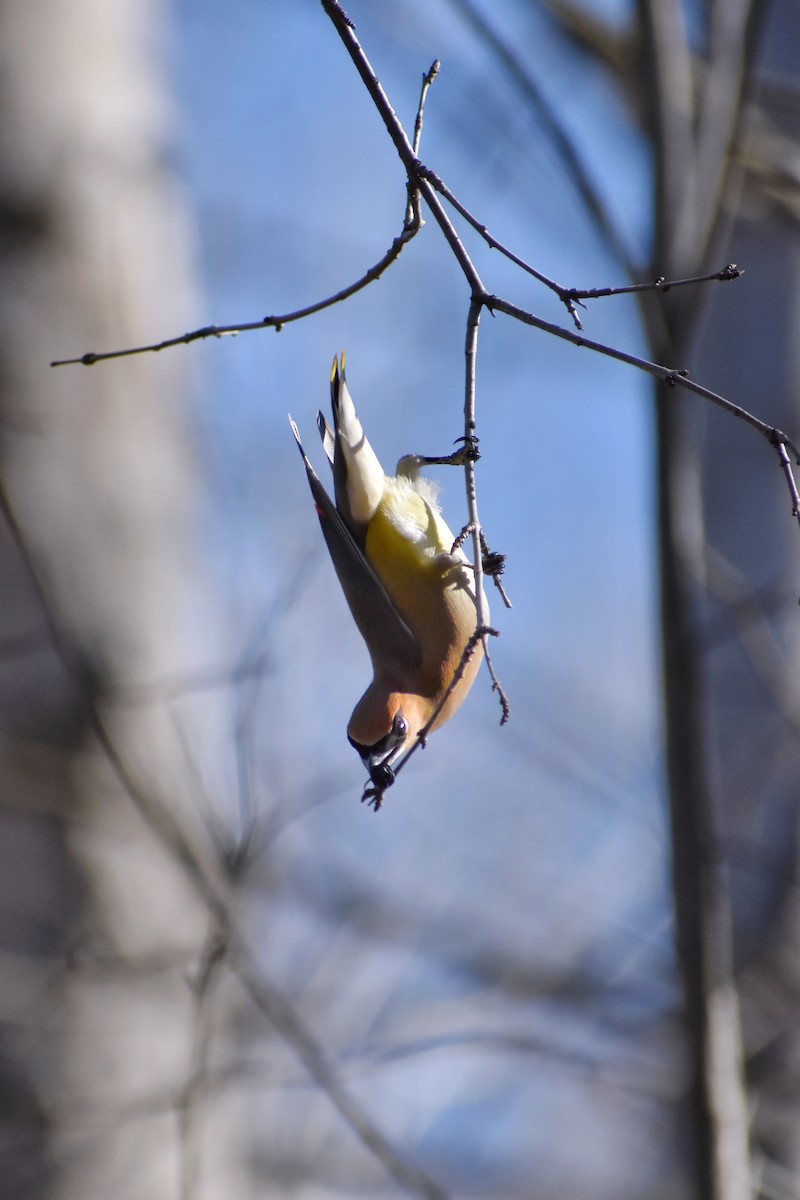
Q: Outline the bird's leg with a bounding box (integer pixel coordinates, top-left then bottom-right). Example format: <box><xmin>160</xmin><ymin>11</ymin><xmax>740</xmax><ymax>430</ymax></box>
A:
<box><xmin>449</xmin><ymin>522</ymin><xmax>473</xmax><ymax>555</ymax></box>
<box><xmin>362</xmin><ymin>784</ymin><xmax>385</xmax><ymax>811</ymax></box>
<box><xmin>450</xmin><ymin>523</ymin><xmax>513</xmax><ymax>609</ymax></box>
<box><xmin>396</xmin><ymin>436</ymin><xmax>480</xmax><ymax>480</ymax></box>
<box><xmin>416</xmin><ymin>433</ymin><xmax>481</xmax><ymax>469</ymax></box>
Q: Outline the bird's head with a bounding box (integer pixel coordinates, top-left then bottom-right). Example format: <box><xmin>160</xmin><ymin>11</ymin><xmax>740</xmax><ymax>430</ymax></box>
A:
<box><xmin>347</xmin><ymin>689</ymin><xmax>429</xmax><ymax>788</ymax></box>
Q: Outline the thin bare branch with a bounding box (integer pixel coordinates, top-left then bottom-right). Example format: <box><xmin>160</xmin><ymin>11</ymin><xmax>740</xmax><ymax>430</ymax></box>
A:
<box><xmin>360</xmin><ymin>303</ymin><xmax>508</xmax><ymax>810</ymax></box>
<box><xmin>486</xmin><ymin>294</ymin><xmax>800</xmax><ymax>465</ymax></box>
<box><xmin>773</xmin><ymin>436</ymin><xmax>800</xmax><ymax>531</ymax></box>
<box><xmin>421</xmin><ymin>165</ymin><xmax>744</xmax><ymax>323</ymax></box>
<box><xmin>479</xmin><ymin>529</ymin><xmax>513</xmax><ymax>610</ymax></box>
<box><xmin>321</xmin><ymin>0</ymin><xmax>485</xmax><ymax>295</ymax></box>
<box><xmin>461</xmin><ymin>297</ymin><xmax>509</xmax><ymax>720</ymax></box>
<box><xmin>50</xmin><ymin>212</ymin><xmax>423</xmax><ymax>368</ymax></box>
<box><xmin>418</xmin><ymin>167</ymin><xmax>569</xmax><ymax>295</ymax></box>
<box><xmin>565</xmin><ymin>263</ymin><xmax>744</xmax><ymax>301</ymax></box>
<box><xmin>412</xmin><ymin>60</ymin><xmax>439</xmax><ymax>157</ymax></box>
<box><xmin>405</xmin><ymin>59</ymin><xmax>440</xmax><ymax>230</ymax></box>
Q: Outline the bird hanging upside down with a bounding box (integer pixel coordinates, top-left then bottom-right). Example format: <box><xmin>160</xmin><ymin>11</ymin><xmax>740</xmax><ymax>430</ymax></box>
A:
<box><xmin>290</xmin><ymin>354</ymin><xmax>486</xmax><ymax>801</ymax></box>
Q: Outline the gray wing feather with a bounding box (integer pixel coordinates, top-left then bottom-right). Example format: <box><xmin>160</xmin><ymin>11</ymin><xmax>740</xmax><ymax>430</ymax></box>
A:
<box><xmin>289</xmin><ymin>417</ymin><xmax>422</xmax><ymax>670</ymax></box>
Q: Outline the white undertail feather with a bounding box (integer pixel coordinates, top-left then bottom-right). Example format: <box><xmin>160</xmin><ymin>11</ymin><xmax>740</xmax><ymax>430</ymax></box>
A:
<box><xmin>335</xmin><ymin>373</ymin><xmax>385</xmax><ymax>525</ymax></box>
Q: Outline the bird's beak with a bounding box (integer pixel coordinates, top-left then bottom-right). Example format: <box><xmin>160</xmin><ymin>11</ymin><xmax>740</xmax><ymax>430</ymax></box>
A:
<box><xmin>361</xmin><ymin>751</ymin><xmax>396</xmax><ymax>789</ymax></box>
<box><xmin>348</xmin><ymin>736</ymin><xmax>403</xmax><ymax>789</ymax></box>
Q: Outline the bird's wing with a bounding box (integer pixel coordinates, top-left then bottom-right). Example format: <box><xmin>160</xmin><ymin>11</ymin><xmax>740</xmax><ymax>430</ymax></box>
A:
<box><xmin>316</xmin><ymin>410</ymin><xmax>335</xmax><ymax>466</ymax></box>
<box><xmin>289</xmin><ymin>418</ymin><xmax>423</xmax><ymax>669</ymax></box>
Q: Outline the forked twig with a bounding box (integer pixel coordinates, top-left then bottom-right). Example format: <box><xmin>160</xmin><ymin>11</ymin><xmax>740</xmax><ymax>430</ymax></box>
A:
<box><xmin>418</xmin><ymin>166</ymin><xmax>743</xmax><ymax>328</ymax></box>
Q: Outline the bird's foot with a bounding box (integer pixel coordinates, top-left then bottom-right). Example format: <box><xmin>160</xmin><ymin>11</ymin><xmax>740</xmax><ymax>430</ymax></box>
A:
<box><xmin>418</xmin><ymin>433</ymin><xmax>481</xmax><ymax>469</ymax></box>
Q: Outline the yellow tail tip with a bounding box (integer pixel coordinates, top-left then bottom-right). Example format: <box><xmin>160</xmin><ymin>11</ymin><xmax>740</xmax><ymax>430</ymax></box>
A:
<box><xmin>330</xmin><ymin>350</ymin><xmax>346</xmax><ymax>386</ymax></box>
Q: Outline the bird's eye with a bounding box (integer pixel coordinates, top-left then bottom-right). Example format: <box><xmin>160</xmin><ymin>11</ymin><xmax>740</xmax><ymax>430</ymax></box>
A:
<box><xmin>393</xmin><ymin>713</ymin><xmax>408</xmax><ymax>738</ymax></box>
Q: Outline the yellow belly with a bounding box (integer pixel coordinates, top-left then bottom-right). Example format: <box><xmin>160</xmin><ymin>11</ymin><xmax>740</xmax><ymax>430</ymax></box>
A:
<box><xmin>365</xmin><ymin>484</ymin><xmax>483</xmax><ymax>706</ymax></box>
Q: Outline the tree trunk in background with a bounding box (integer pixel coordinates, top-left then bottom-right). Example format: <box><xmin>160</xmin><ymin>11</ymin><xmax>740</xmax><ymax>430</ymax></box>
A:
<box><xmin>693</xmin><ymin>8</ymin><xmax>800</xmax><ymax>1191</ymax></box>
<box><xmin>653</xmin><ymin>339</ymin><xmax>751</xmax><ymax>1200</ymax></box>
<box><xmin>639</xmin><ymin>3</ymin><xmax>771</xmax><ymax>1197</ymax></box>
<box><xmin>643</xmin><ymin>2</ymin><xmax>800</xmax><ymax>1196</ymax></box>
<box><xmin>0</xmin><ymin>4</ymin><xmax>240</xmax><ymax>1199</ymax></box>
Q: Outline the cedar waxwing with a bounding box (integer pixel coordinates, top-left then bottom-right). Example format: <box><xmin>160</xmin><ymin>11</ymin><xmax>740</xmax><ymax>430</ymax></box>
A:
<box><xmin>290</xmin><ymin>355</ymin><xmax>486</xmax><ymax>794</ymax></box>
